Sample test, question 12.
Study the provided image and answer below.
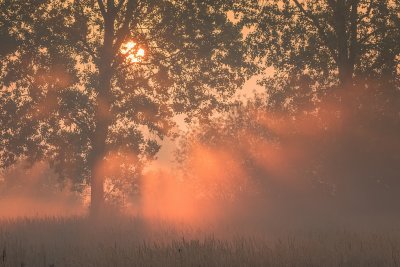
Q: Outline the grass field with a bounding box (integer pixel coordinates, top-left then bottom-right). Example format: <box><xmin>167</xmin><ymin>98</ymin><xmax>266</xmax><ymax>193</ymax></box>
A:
<box><xmin>1</xmin><ymin>216</ymin><xmax>399</xmax><ymax>267</ymax></box>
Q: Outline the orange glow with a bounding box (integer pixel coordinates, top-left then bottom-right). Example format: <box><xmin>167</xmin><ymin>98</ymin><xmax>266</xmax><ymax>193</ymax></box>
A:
<box><xmin>0</xmin><ymin>162</ymin><xmax>85</xmax><ymax>218</ymax></box>
<box><xmin>120</xmin><ymin>41</ymin><xmax>145</xmax><ymax>63</ymax></box>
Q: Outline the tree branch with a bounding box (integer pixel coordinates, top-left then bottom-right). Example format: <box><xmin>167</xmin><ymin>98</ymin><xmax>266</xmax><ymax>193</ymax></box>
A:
<box><xmin>113</xmin><ymin>0</ymin><xmax>139</xmax><ymax>59</ymax></box>
<box><xmin>326</xmin><ymin>0</ymin><xmax>337</xmax><ymax>10</ymax></box>
<box><xmin>80</xmin><ymin>39</ymin><xmax>97</xmax><ymax>60</ymax></box>
<box><xmin>292</xmin><ymin>0</ymin><xmax>338</xmax><ymax>62</ymax></box>
<box><xmin>348</xmin><ymin>0</ymin><xmax>359</xmax><ymax>71</ymax></box>
<box><xmin>116</xmin><ymin>0</ymin><xmax>125</xmax><ymax>13</ymax></box>
<box><xmin>97</xmin><ymin>0</ymin><xmax>107</xmax><ymax>18</ymax></box>
<box><xmin>358</xmin><ymin>24</ymin><xmax>397</xmax><ymax>45</ymax></box>
<box><xmin>346</xmin><ymin>0</ymin><xmax>360</xmax><ymax>8</ymax></box>
<box><xmin>357</xmin><ymin>0</ymin><xmax>373</xmax><ymax>23</ymax></box>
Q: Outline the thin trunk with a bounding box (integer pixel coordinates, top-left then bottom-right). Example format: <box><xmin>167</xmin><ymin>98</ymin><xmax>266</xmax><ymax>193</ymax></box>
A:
<box><xmin>334</xmin><ymin>0</ymin><xmax>360</xmax><ymax>87</ymax></box>
<box><xmin>378</xmin><ymin>3</ymin><xmax>397</xmax><ymax>90</ymax></box>
<box><xmin>293</xmin><ymin>0</ymin><xmax>358</xmax><ymax>87</ymax></box>
<box><xmin>348</xmin><ymin>0</ymin><xmax>359</xmax><ymax>85</ymax></box>
<box><xmin>335</xmin><ymin>0</ymin><xmax>354</xmax><ymax>87</ymax></box>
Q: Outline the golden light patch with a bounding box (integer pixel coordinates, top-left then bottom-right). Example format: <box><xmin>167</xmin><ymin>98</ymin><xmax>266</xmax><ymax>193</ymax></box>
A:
<box><xmin>120</xmin><ymin>41</ymin><xmax>145</xmax><ymax>63</ymax></box>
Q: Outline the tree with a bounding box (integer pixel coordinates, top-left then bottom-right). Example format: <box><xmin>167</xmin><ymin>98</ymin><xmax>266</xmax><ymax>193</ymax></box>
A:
<box><xmin>0</xmin><ymin>0</ymin><xmax>249</xmax><ymax>215</ymax></box>
<box><xmin>241</xmin><ymin>0</ymin><xmax>400</xmax><ymax>112</ymax></box>
<box><xmin>237</xmin><ymin>0</ymin><xmax>400</xmax><ymax>214</ymax></box>
<box><xmin>177</xmin><ymin>88</ymin><xmax>400</xmax><ymax>217</ymax></box>
<box><xmin>175</xmin><ymin>98</ymin><xmax>277</xmax><ymax>201</ymax></box>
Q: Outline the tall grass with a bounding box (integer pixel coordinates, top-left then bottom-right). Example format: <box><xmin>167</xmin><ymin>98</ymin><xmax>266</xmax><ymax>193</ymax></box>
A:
<box><xmin>0</xmin><ymin>216</ymin><xmax>399</xmax><ymax>267</ymax></box>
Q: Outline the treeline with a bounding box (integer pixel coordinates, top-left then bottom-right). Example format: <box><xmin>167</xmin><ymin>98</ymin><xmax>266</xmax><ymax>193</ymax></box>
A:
<box><xmin>0</xmin><ymin>0</ymin><xmax>399</xmax><ymax>214</ymax></box>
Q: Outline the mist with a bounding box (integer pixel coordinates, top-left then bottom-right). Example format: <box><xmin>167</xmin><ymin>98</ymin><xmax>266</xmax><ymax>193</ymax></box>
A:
<box><xmin>1</xmin><ymin>84</ymin><xmax>398</xmax><ymax>233</ymax></box>
<box><xmin>1</xmin><ymin>0</ymin><xmax>400</xmax><ymax>265</ymax></box>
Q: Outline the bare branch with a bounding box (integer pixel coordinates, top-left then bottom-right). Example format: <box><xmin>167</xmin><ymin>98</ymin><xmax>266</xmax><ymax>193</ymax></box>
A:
<box><xmin>97</xmin><ymin>0</ymin><xmax>107</xmax><ymax>18</ymax></box>
<box><xmin>116</xmin><ymin>0</ymin><xmax>125</xmax><ymax>13</ymax></box>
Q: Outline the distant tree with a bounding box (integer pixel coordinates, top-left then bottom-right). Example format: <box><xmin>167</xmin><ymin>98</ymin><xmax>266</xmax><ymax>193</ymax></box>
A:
<box><xmin>175</xmin><ymin>97</ymin><xmax>281</xmax><ymax>201</ymax></box>
<box><xmin>0</xmin><ymin>0</ymin><xmax>249</xmax><ymax>215</ymax></box>
<box><xmin>177</xmin><ymin>89</ymin><xmax>400</xmax><ymax>215</ymax></box>
<box><xmin>240</xmin><ymin>0</ymin><xmax>400</xmax><ymax>112</ymax></box>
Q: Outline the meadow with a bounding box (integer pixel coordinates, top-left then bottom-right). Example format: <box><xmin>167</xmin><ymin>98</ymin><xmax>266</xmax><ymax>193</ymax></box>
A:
<box><xmin>1</xmin><ymin>216</ymin><xmax>399</xmax><ymax>267</ymax></box>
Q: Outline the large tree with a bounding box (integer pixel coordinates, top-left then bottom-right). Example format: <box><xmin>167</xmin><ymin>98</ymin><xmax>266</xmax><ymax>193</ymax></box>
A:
<box><xmin>0</xmin><ymin>0</ymin><xmax>248</xmax><ymax>214</ymax></box>
<box><xmin>241</xmin><ymin>0</ymin><xmax>400</xmax><ymax>112</ymax></box>
<box><xmin>231</xmin><ymin>0</ymin><xmax>400</xmax><ymax>214</ymax></box>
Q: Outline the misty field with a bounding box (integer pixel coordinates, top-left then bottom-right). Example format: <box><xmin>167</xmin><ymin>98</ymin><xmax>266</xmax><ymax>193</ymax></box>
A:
<box><xmin>1</xmin><ymin>1</ymin><xmax>400</xmax><ymax>266</ymax></box>
<box><xmin>0</xmin><ymin>216</ymin><xmax>399</xmax><ymax>267</ymax></box>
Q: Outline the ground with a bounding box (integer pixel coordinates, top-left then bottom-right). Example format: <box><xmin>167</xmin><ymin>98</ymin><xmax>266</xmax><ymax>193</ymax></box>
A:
<box><xmin>1</xmin><ymin>216</ymin><xmax>399</xmax><ymax>267</ymax></box>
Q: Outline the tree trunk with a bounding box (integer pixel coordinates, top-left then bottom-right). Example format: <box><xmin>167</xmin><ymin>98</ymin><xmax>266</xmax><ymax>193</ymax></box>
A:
<box><xmin>335</xmin><ymin>0</ymin><xmax>354</xmax><ymax>88</ymax></box>
<box><xmin>89</xmin><ymin>3</ymin><xmax>115</xmax><ymax>216</ymax></box>
<box><xmin>89</xmin><ymin>72</ymin><xmax>113</xmax><ymax>216</ymax></box>
<box><xmin>89</xmin><ymin>108</ymin><xmax>111</xmax><ymax>216</ymax></box>
<box><xmin>334</xmin><ymin>0</ymin><xmax>360</xmax><ymax>88</ymax></box>
<box><xmin>89</xmin><ymin>0</ymin><xmax>136</xmax><ymax>215</ymax></box>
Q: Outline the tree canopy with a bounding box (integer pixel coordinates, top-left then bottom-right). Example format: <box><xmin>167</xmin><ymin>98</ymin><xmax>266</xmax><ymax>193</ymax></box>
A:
<box><xmin>1</xmin><ymin>0</ymin><xmax>399</xmax><ymax>215</ymax></box>
<box><xmin>242</xmin><ymin>0</ymin><xmax>400</xmax><ymax>112</ymax></box>
<box><xmin>0</xmin><ymin>0</ymin><xmax>249</xmax><ymax>212</ymax></box>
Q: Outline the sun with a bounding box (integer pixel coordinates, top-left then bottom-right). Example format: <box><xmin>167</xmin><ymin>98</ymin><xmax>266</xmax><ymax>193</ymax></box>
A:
<box><xmin>120</xmin><ymin>41</ymin><xmax>145</xmax><ymax>63</ymax></box>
